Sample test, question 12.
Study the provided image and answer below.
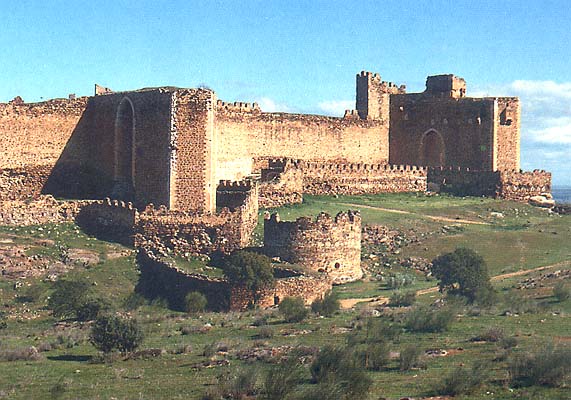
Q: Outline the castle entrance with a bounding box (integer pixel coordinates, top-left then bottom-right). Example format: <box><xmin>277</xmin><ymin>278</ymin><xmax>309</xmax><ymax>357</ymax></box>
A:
<box><xmin>420</xmin><ymin>130</ymin><xmax>445</xmax><ymax>167</ymax></box>
<box><xmin>112</xmin><ymin>98</ymin><xmax>135</xmax><ymax>201</ymax></box>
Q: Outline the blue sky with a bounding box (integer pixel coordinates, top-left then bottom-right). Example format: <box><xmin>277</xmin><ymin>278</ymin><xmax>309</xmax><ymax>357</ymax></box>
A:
<box><xmin>1</xmin><ymin>0</ymin><xmax>570</xmax><ymax>185</ymax></box>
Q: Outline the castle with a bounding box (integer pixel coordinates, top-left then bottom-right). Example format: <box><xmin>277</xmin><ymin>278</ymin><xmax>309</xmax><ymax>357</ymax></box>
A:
<box><xmin>0</xmin><ymin>71</ymin><xmax>553</xmax><ymax>308</ymax></box>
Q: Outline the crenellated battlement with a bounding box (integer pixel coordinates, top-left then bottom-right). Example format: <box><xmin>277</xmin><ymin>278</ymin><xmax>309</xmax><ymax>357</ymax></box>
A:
<box><xmin>217</xmin><ymin>178</ymin><xmax>256</xmax><ymax>192</ymax></box>
<box><xmin>216</xmin><ymin>100</ymin><xmax>260</xmax><ymax>112</ymax></box>
<box><xmin>264</xmin><ymin>210</ymin><xmax>362</xmax><ymax>284</ymax></box>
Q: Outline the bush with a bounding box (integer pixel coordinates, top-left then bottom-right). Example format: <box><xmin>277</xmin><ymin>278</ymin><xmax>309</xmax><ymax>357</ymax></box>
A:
<box><xmin>553</xmin><ymin>282</ymin><xmax>571</xmax><ymax>302</ymax></box>
<box><xmin>388</xmin><ymin>291</ymin><xmax>416</xmax><ymax>307</ymax></box>
<box><xmin>0</xmin><ymin>346</ymin><xmax>43</xmax><ymax>362</ymax></box>
<box><xmin>256</xmin><ymin>326</ymin><xmax>274</xmax><ymax>339</ymax></box>
<box><xmin>385</xmin><ymin>273</ymin><xmax>415</xmax><ymax>289</ymax></box>
<box><xmin>185</xmin><ymin>291</ymin><xmax>208</xmax><ymax>314</ymax></box>
<box><xmin>47</xmin><ymin>280</ymin><xmax>106</xmax><ymax>321</ymax></box>
<box><xmin>223</xmin><ymin>250</ymin><xmax>275</xmax><ymax>304</ymax></box>
<box><xmin>431</xmin><ymin>247</ymin><xmax>494</xmax><ymax>303</ymax></box>
<box><xmin>435</xmin><ymin>361</ymin><xmax>488</xmax><ymax>396</ymax></box>
<box><xmin>90</xmin><ymin>315</ymin><xmax>143</xmax><ymax>354</ymax></box>
<box><xmin>508</xmin><ymin>344</ymin><xmax>571</xmax><ymax>387</ymax></box>
<box><xmin>471</xmin><ymin>327</ymin><xmax>505</xmax><ymax>343</ymax></box>
<box><xmin>355</xmin><ymin>341</ymin><xmax>390</xmax><ymax>371</ymax></box>
<box><xmin>123</xmin><ymin>292</ymin><xmax>147</xmax><ymax>310</ymax></box>
<box><xmin>311</xmin><ymin>291</ymin><xmax>340</xmax><ymax>317</ymax></box>
<box><xmin>399</xmin><ymin>343</ymin><xmax>424</xmax><ymax>371</ymax></box>
<box><xmin>0</xmin><ymin>311</ymin><xmax>7</xmax><ymax>330</ymax></box>
<box><xmin>502</xmin><ymin>292</ymin><xmax>538</xmax><ymax>315</ymax></box>
<box><xmin>404</xmin><ymin>305</ymin><xmax>455</xmax><ymax>333</ymax></box>
<box><xmin>309</xmin><ymin>346</ymin><xmax>372</xmax><ymax>399</ymax></box>
<box><xmin>204</xmin><ymin>368</ymin><xmax>259</xmax><ymax>399</ymax></box>
<box><xmin>279</xmin><ymin>297</ymin><xmax>309</xmax><ymax>323</ymax></box>
<box><xmin>260</xmin><ymin>360</ymin><xmax>303</xmax><ymax>400</ymax></box>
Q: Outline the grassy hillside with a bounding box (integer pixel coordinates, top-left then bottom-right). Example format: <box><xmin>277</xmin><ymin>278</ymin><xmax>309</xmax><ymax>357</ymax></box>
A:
<box><xmin>0</xmin><ymin>193</ymin><xmax>569</xmax><ymax>399</ymax></box>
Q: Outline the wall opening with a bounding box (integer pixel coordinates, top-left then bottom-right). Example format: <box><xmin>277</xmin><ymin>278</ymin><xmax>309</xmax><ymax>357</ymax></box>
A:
<box><xmin>112</xmin><ymin>97</ymin><xmax>136</xmax><ymax>201</ymax></box>
<box><xmin>420</xmin><ymin>130</ymin><xmax>446</xmax><ymax>167</ymax></box>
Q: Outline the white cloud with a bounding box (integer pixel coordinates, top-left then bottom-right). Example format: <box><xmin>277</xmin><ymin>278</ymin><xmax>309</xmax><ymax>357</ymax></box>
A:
<box><xmin>256</xmin><ymin>97</ymin><xmax>291</xmax><ymax>113</ymax></box>
<box><xmin>473</xmin><ymin>79</ymin><xmax>571</xmax><ymax>145</ymax></box>
<box><xmin>317</xmin><ymin>100</ymin><xmax>353</xmax><ymax>116</ymax></box>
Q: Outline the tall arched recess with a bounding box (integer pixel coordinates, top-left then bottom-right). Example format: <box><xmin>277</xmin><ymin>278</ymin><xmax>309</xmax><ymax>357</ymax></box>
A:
<box><xmin>419</xmin><ymin>129</ymin><xmax>446</xmax><ymax>167</ymax></box>
<box><xmin>112</xmin><ymin>97</ymin><xmax>136</xmax><ymax>201</ymax></box>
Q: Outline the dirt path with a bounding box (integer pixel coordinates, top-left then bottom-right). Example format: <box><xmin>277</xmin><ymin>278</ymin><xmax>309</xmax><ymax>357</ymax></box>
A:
<box><xmin>339</xmin><ymin>261</ymin><xmax>569</xmax><ymax>309</ymax></box>
<box><xmin>335</xmin><ymin>202</ymin><xmax>490</xmax><ymax>225</ymax></box>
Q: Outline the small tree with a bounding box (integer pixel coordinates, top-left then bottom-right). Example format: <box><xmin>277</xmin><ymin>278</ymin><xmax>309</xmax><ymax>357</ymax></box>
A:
<box><xmin>431</xmin><ymin>247</ymin><xmax>494</xmax><ymax>303</ymax></box>
<box><xmin>311</xmin><ymin>291</ymin><xmax>340</xmax><ymax>317</ymax></box>
<box><xmin>185</xmin><ymin>291</ymin><xmax>208</xmax><ymax>314</ymax></box>
<box><xmin>91</xmin><ymin>315</ymin><xmax>143</xmax><ymax>354</ymax></box>
<box><xmin>279</xmin><ymin>297</ymin><xmax>309</xmax><ymax>323</ymax></box>
<box><xmin>48</xmin><ymin>280</ymin><xmax>101</xmax><ymax>320</ymax></box>
<box><xmin>223</xmin><ymin>251</ymin><xmax>275</xmax><ymax>304</ymax></box>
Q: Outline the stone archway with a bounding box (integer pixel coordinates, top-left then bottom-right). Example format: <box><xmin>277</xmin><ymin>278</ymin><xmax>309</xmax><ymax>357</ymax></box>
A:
<box><xmin>420</xmin><ymin>129</ymin><xmax>446</xmax><ymax>167</ymax></box>
<box><xmin>112</xmin><ymin>97</ymin><xmax>136</xmax><ymax>200</ymax></box>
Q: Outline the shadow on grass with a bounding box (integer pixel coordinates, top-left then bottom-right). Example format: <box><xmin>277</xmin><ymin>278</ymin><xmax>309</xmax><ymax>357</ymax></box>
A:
<box><xmin>47</xmin><ymin>354</ymin><xmax>93</xmax><ymax>362</ymax></box>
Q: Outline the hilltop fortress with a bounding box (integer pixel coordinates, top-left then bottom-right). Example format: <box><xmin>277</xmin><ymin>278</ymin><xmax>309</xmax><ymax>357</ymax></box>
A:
<box><xmin>0</xmin><ymin>71</ymin><xmax>553</xmax><ymax>306</ymax></box>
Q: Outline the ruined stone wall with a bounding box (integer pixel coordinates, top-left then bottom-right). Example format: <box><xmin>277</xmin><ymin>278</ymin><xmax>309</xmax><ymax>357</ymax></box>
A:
<box><xmin>172</xmin><ymin>89</ymin><xmax>216</xmax><ymax>212</ymax></box>
<box><xmin>136</xmin><ymin>179</ymin><xmax>258</xmax><ymax>255</ymax></box>
<box><xmin>498</xmin><ymin>170</ymin><xmax>551</xmax><ymax>201</ymax></box>
<box><xmin>0</xmin><ymin>166</ymin><xmax>52</xmax><ymax>201</ymax></box>
<box><xmin>214</xmin><ymin>106</ymin><xmax>389</xmax><ymax>182</ymax></box>
<box><xmin>264</xmin><ymin>211</ymin><xmax>362</xmax><ymax>284</ymax></box>
<box><xmin>0</xmin><ymin>196</ymin><xmax>91</xmax><ymax>226</ymax></box>
<box><xmin>299</xmin><ymin>160</ymin><xmax>427</xmax><ymax>195</ymax></box>
<box><xmin>427</xmin><ymin>167</ymin><xmax>552</xmax><ymax>200</ymax></box>
<box><xmin>494</xmin><ymin>97</ymin><xmax>521</xmax><ymax>171</ymax></box>
<box><xmin>0</xmin><ymin>97</ymin><xmax>89</xmax><ymax>169</ymax></box>
<box><xmin>229</xmin><ymin>274</ymin><xmax>331</xmax><ymax>311</ymax></box>
<box><xmin>259</xmin><ymin>159</ymin><xmax>304</xmax><ymax>208</ymax></box>
<box><xmin>74</xmin><ymin>198</ymin><xmax>139</xmax><ymax>245</ymax></box>
<box><xmin>389</xmin><ymin>95</ymin><xmax>496</xmax><ymax>170</ymax></box>
<box><xmin>136</xmin><ymin>246</ymin><xmax>230</xmax><ymax>311</ymax></box>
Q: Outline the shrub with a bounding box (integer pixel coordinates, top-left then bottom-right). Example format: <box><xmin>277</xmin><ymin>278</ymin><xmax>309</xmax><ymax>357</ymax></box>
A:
<box><xmin>399</xmin><ymin>343</ymin><xmax>424</xmax><ymax>371</ymax></box>
<box><xmin>0</xmin><ymin>311</ymin><xmax>7</xmax><ymax>330</ymax></box>
<box><xmin>257</xmin><ymin>326</ymin><xmax>274</xmax><ymax>339</ymax></box>
<box><xmin>355</xmin><ymin>341</ymin><xmax>391</xmax><ymax>371</ymax></box>
<box><xmin>309</xmin><ymin>346</ymin><xmax>372</xmax><ymax>399</ymax></box>
<box><xmin>553</xmin><ymin>282</ymin><xmax>571</xmax><ymax>302</ymax></box>
<box><xmin>404</xmin><ymin>305</ymin><xmax>455</xmax><ymax>333</ymax></box>
<box><xmin>502</xmin><ymin>292</ymin><xmax>538</xmax><ymax>315</ymax></box>
<box><xmin>185</xmin><ymin>291</ymin><xmax>208</xmax><ymax>314</ymax></box>
<box><xmin>260</xmin><ymin>360</ymin><xmax>303</xmax><ymax>400</ymax></box>
<box><xmin>508</xmin><ymin>344</ymin><xmax>571</xmax><ymax>387</ymax></box>
<box><xmin>47</xmin><ymin>280</ymin><xmax>106</xmax><ymax>321</ymax></box>
<box><xmin>90</xmin><ymin>315</ymin><xmax>143</xmax><ymax>354</ymax></box>
<box><xmin>205</xmin><ymin>368</ymin><xmax>259</xmax><ymax>399</ymax></box>
<box><xmin>471</xmin><ymin>327</ymin><xmax>505</xmax><ymax>343</ymax></box>
<box><xmin>279</xmin><ymin>297</ymin><xmax>309</xmax><ymax>323</ymax></box>
<box><xmin>435</xmin><ymin>361</ymin><xmax>488</xmax><ymax>396</ymax></box>
<box><xmin>123</xmin><ymin>292</ymin><xmax>147</xmax><ymax>310</ymax></box>
<box><xmin>386</xmin><ymin>273</ymin><xmax>415</xmax><ymax>289</ymax></box>
<box><xmin>0</xmin><ymin>346</ymin><xmax>43</xmax><ymax>362</ymax></box>
<box><xmin>311</xmin><ymin>291</ymin><xmax>340</xmax><ymax>317</ymax></box>
<box><xmin>431</xmin><ymin>247</ymin><xmax>494</xmax><ymax>303</ymax></box>
<box><xmin>388</xmin><ymin>291</ymin><xmax>416</xmax><ymax>307</ymax></box>
<box><xmin>223</xmin><ymin>250</ymin><xmax>275</xmax><ymax>304</ymax></box>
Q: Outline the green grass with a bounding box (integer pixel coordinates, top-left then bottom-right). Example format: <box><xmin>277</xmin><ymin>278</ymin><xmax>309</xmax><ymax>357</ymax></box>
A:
<box><xmin>0</xmin><ymin>194</ymin><xmax>570</xmax><ymax>399</ymax></box>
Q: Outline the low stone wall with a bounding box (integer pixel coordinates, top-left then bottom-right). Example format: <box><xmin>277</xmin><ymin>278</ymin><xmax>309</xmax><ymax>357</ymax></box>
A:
<box><xmin>230</xmin><ymin>274</ymin><xmax>331</xmax><ymax>311</ymax></box>
<box><xmin>427</xmin><ymin>167</ymin><xmax>552</xmax><ymax>201</ymax></box>
<box><xmin>0</xmin><ymin>166</ymin><xmax>52</xmax><ymax>201</ymax></box>
<box><xmin>75</xmin><ymin>199</ymin><xmax>139</xmax><ymax>245</ymax></box>
<box><xmin>498</xmin><ymin>170</ymin><xmax>552</xmax><ymax>201</ymax></box>
<box><xmin>0</xmin><ymin>195</ymin><xmax>91</xmax><ymax>226</ymax></box>
<box><xmin>259</xmin><ymin>159</ymin><xmax>303</xmax><ymax>208</ymax></box>
<box><xmin>300</xmin><ymin>161</ymin><xmax>428</xmax><ymax>195</ymax></box>
<box><xmin>136</xmin><ymin>246</ymin><xmax>231</xmax><ymax>311</ymax></box>
<box><xmin>264</xmin><ymin>211</ymin><xmax>363</xmax><ymax>284</ymax></box>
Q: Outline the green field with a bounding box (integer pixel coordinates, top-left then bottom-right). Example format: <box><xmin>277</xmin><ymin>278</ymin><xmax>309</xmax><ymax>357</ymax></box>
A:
<box><xmin>0</xmin><ymin>193</ymin><xmax>570</xmax><ymax>399</ymax></box>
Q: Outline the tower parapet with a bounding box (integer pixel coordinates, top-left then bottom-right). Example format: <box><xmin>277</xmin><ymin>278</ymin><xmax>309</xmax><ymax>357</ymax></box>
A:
<box><xmin>356</xmin><ymin>71</ymin><xmax>406</xmax><ymax>120</ymax></box>
<box><xmin>424</xmin><ymin>74</ymin><xmax>466</xmax><ymax>98</ymax></box>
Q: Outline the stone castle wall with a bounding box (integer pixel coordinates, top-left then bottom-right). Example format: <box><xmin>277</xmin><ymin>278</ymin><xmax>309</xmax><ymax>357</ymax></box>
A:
<box><xmin>264</xmin><ymin>211</ymin><xmax>362</xmax><ymax>284</ymax></box>
<box><xmin>389</xmin><ymin>95</ymin><xmax>496</xmax><ymax>170</ymax></box>
<box><xmin>258</xmin><ymin>159</ymin><xmax>304</xmax><ymax>208</ymax></box>
<box><xmin>427</xmin><ymin>167</ymin><xmax>552</xmax><ymax>200</ymax></box>
<box><xmin>494</xmin><ymin>97</ymin><xmax>521</xmax><ymax>171</ymax></box>
<box><xmin>214</xmin><ymin>104</ymin><xmax>389</xmax><ymax>183</ymax></box>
